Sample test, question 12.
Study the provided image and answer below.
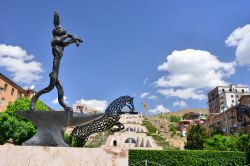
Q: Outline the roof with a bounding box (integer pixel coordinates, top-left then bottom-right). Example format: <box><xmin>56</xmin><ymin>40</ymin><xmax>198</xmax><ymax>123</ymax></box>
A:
<box><xmin>0</xmin><ymin>73</ymin><xmax>27</xmax><ymax>94</ymax></box>
<box><xmin>239</xmin><ymin>94</ymin><xmax>250</xmax><ymax>102</ymax></box>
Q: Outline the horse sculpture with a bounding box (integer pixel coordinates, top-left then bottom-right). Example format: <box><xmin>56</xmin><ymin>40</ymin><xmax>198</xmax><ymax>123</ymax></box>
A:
<box><xmin>69</xmin><ymin>95</ymin><xmax>135</xmax><ymax>147</ymax></box>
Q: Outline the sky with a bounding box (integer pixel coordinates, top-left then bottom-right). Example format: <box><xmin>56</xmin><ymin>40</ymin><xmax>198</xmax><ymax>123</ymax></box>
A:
<box><xmin>1</xmin><ymin>1</ymin><xmax>250</xmax><ymax>114</ymax></box>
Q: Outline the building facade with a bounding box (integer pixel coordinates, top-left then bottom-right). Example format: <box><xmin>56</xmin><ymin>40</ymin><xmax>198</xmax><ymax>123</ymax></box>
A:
<box><xmin>208</xmin><ymin>84</ymin><xmax>249</xmax><ymax>114</ymax></box>
<box><xmin>203</xmin><ymin>95</ymin><xmax>250</xmax><ymax>134</ymax></box>
<box><xmin>178</xmin><ymin>112</ymin><xmax>207</xmax><ymax>137</ymax></box>
<box><xmin>72</xmin><ymin>103</ymin><xmax>100</xmax><ymax>114</ymax></box>
<box><xmin>0</xmin><ymin>73</ymin><xmax>35</xmax><ymax>112</ymax></box>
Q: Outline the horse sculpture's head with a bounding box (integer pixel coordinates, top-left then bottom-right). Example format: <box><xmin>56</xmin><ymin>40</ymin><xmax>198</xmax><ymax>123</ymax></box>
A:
<box><xmin>105</xmin><ymin>95</ymin><xmax>135</xmax><ymax>115</ymax></box>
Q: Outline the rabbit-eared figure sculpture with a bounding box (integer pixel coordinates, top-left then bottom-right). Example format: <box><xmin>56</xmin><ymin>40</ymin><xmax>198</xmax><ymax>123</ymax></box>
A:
<box><xmin>30</xmin><ymin>12</ymin><xmax>83</xmax><ymax>112</ymax></box>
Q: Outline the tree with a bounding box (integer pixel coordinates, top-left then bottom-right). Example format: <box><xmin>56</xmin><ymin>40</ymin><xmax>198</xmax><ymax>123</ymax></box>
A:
<box><xmin>237</xmin><ymin>134</ymin><xmax>250</xmax><ymax>152</ymax></box>
<box><xmin>169</xmin><ymin>115</ymin><xmax>181</xmax><ymax>122</ymax></box>
<box><xmin>0</xmin><ymin>98</ymin><xmax>48</xmax><ymax>145</ymax></box>
<box><xmin>185</xmin><ymin>124</ymin><xmax>208</xmax><ymax>150</ymax></box>
<box><xmin>204</xmin><ymin>133</ymin><xmax>250</xmax><ymax>152</ymax></box>
<box><xmin>169</xmin><ymin>123</ymin><xmax>177</xmax><ymax>136</ymax></box>
<box><xmin>203</xmin><ymin>134</ymin><xmax>238</xmax><ymax>151</ymax></box>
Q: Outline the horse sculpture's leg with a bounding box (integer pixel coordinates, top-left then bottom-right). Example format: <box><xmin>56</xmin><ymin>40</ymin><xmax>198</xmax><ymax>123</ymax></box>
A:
<box><xmin>111</xmin><ymin>122</ymin><xmax>124</xmax><ymax>132</ymax></box>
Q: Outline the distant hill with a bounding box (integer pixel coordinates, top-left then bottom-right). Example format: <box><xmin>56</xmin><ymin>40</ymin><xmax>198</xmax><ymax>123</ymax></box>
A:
<box><xmin>157</xmin><ymin>108</ymin><xmax>208</xmax><ymax>117</ymax></box>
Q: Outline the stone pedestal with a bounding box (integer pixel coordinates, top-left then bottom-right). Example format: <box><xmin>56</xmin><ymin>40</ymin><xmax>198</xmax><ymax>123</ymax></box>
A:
<box><xmin>0</xmin><ymin>144</ymin><xmax>128</xmax><ymax>166</ymax></box>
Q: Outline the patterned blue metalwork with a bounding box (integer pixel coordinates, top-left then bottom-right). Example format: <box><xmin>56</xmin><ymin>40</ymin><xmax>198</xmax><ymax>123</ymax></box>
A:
<box><xmin>69</xmin><ymin>96</ymin><xmax>135</xmax><ymax>147</ymax></box>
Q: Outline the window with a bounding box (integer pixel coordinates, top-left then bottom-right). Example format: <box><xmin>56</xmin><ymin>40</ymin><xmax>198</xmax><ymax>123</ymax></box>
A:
<box><xmin>222</xmin><ymin>89</ymin><xmax>225</xmax><ymax>92</ymax></box>
<box><xmin>0</xmin><ymin>98</ymin><xmax>5</xmax><ymax>107</ymax></box>
<box><xmin>242</xmin><ymin>89</ymin><xmax>245</xmax><ymax>93</ymax></box>
<box><xmin>11</xmin><ymin>88</ymin><xmax>14</xmax><ymax>96</ymax></box>
<box><xmin>231</xmin><ymin>95</ymin><xmax>234</xmax><ymax>98</ymax></box>
<box><xmin>229</xmin><ymin>89</ymin><xmax>232</xmax><ymax>92</ymax></box>
<box><xmin>236</xmin><ymin>95</ymin><xmax>239</xmax><ymax>98</ymax></box>
<box><xmin>125</xmin><ymin>138</ymin><xmax>136</xmax><ymax>144</ymax></box>
<box><xmin>4</xmin><ymin>84</ymin><xmax>8</xmax><ymax>91</ymax></box>
<box><xmin>113</xmin><ymin>140</ymin><xmax>117</xmax><ymax>147</ymax></box>
<box><xmin>17</xmin><ymin>91</ymin><xmax>22</xmax><ymax>99</ymax></box>
<box><xmin>232</xmin><ymin>100</ymin><xmax>234</xmax><ymax>103</ymax></box>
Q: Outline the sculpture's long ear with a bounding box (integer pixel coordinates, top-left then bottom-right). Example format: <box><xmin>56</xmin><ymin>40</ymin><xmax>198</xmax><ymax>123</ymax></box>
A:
<box><xmin>54</xmin><ymin>11</ymin><xmax>60</xmax><ymax>27</ymax></box>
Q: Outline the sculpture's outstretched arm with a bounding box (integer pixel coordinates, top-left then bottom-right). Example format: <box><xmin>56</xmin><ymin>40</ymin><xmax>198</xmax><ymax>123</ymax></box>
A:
<box><xmin>63</xmin><ymin>35</ymin><xmax>83</xmax><ymax>47</ymax></box>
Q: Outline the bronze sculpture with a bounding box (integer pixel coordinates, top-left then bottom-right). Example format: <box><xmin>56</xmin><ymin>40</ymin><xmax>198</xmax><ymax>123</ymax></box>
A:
<box><xmin>30</xmin><ymin>11</ymin><xmax>82</xmax><ymax>112</ymax></box>
<box><xmin>16</xmin><ymin>11</ymin><xmax>136</xmax><ymax>147</ymax></box>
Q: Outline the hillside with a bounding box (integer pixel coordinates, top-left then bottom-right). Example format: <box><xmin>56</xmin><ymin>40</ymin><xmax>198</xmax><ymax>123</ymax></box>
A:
<box><xmin>157</xmin><ymin>108</ymin><xmax>208</xmax><ymax>117</ymax></box>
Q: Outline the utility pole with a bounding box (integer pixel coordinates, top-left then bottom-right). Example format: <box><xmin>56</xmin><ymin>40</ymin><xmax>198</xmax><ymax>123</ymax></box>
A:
<box><xmin>142</xmin><ymin>101</ymin><xmax>149</xmax><ymax>117</ymax></box>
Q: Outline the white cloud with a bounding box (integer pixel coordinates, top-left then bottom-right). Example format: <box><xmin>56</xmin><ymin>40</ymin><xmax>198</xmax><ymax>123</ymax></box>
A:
<box><xmin>158</xmin><ymin>88</ymin><xmax>206</xmax><ymax>100</ymax></box>
<box><xmin>154</xmin><ymin>49</ymin><xmax>236</xmax><ymax>100</ymax></box>
<box><xmin>0</xmin><ymin>44</ymin><xmax>43</xmax><ymax>84</ymax></box>
<box><xmin>149</xmin><ymin>104</ymin><xmax>170</xmax><ymax>114</ymax></box>
<box><xmin>148</xmin><ymin>95</ymin><xmax>157</xmax><ymax>100</ymax></box>
<box><xmin>225</xmin><ymin>24</ymin><xmax>250</xmax><ymax>66</ymax></box>
<box><xmin>155</xmin><ymin>49</ymin><xmax>236</xmax><ymax>89</ymax></box>
<box><xmin>74</xmin><ymin>98</ymin><xmax>108</xmax><ymax>112</ymax></box>
<box><xmin>140</xmin><ymin>92</ymin><xmax>150</xmax><ymax>99</ymax></box>
<box><xmin>173</xmin><ymin>100</ymin><xmax>187</xmax><ymax>108</ymax></box>
<box><xmin>52</xmin><ymin>96</ymin><xmax>68</xmax><ymax>104</ymax></box>
<box><xmin>143</xmin><ymin>78</ymin><xmax>148</xmax><ymax>84</ymax></box>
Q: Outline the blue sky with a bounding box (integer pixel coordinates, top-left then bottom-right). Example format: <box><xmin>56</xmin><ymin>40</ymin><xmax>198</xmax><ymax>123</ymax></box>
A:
<box><xmin>1</xmin><ymin>1</ymin><xmax>250</xmax><ymax>114</ymax></box>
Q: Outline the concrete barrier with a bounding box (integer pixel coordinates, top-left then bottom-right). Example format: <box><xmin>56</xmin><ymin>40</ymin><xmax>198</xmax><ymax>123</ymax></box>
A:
<box><xmin>0</xmin><ymin>144</ymin><xmax>128</xmax><ymax>166</ymax></box>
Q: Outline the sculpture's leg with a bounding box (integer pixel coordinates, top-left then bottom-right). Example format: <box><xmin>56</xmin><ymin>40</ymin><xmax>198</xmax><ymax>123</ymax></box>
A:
<box><xmin>30</xmin><ymin>73</ymin><xmax>57</xmax><ymax>110</ymax></box>
<box><xmin>55</xmin><ymin>79</ymin><xmax>72</xmax><ymax>112</ymax></box>
<box><xmin>55</xmin><ymin>129</ymin><xmax>70</xmax><ymax>147</ymax></box>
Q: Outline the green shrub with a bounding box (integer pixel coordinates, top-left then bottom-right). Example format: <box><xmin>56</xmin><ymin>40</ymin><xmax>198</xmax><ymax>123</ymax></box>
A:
<box><xmin>129</xmin><ymin>150</ymin><xmax>250</xmax><ymax>166</ymax></box>
<box><xmin>204</xmin><ymin>134</ymin><xmax>238</xmax><ymax>151</ymax></box>
<box><xmin>237</xmin><ymin>134</ymin><xmax>250</xmax><ymax>152</ymax></box>
<box><xmin>0</xmin><ymin>98</ymin><xmax>48</xmax><ymax>145</ymax></box>
<box><xmin>204</xmin><ymin>134</ymin><xmax>250</xmax><ymax>152</ymax></box>
<box><xmin>169</xmin><ymin>123</ymin><xmax>177</xmax><ymax>135</ymax></box>
<box><xmin>170</xmin><ymin>115</ymin><xmax>181</xmax><ymax>122</ymax></box>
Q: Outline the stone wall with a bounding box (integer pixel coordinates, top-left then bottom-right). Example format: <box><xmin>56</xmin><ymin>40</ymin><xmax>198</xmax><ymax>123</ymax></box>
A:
<box><xmin>0</xmin><ymin>144</ymin><xmax>128</xmax><ymax>166</ymax></box>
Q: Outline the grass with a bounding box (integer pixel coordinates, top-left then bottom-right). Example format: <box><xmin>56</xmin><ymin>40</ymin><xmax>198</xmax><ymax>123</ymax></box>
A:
<box><xmin>142</xmin><ymin>119</ymin><xmax>173</xmax><ymax>150</ymax></box>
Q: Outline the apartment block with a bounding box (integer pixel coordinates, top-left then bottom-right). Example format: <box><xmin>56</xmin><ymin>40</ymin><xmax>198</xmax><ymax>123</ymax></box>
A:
<box><xmin>208</xmin><ymin>84</ymin><xmax>249</xmax><ymax>114</ymax></box>
<box><xmin>203</xmin><ymin>95</ymin><xmax>250</xmax><ymax>134</ymax></box>
<box><xmin>0</xmin><ymin>73</ymin><xmax>35</xmax><ymax>112</ymax></box>
<box><xmin>72</xmin><ymin>103</ymin><xmax>100</xmax><ymax>114</ymax></box>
